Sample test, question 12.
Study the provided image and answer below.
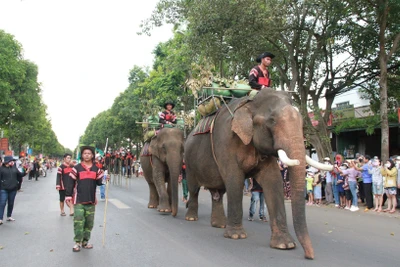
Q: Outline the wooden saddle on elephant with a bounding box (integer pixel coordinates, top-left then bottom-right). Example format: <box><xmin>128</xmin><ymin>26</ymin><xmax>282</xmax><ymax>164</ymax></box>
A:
<box><xmin>192</xmin><ymin>113</ymin><xmax>217</xmax><ymax>136</ymax></box>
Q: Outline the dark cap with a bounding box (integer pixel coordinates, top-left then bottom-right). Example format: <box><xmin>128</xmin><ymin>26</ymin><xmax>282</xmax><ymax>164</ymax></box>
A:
<box><xmin>3</xmin><ymin>156</ymin><xmax>16</xmax><ymax>163</ymax></box>
<box><xmin>256</xmin><ymin>52</ymin><xmax>275</xmax><ymax>63</ymax></box>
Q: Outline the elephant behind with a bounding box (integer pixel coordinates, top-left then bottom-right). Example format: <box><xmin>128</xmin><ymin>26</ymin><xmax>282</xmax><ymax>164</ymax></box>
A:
<box><xmin>140</xmin><ymin>127</ymin><xmax>184</xmax><ymax>216</ymax></box>
<box><xmin>184</xmin><ymin>88</ymin><xmax>331</xmax><ymax>259</ymax></box>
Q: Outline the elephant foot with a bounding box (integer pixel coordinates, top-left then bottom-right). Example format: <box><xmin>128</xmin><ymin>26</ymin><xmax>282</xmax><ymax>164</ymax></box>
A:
<box><xmin>158</xmin><ymin>206</ymin><xmax>172</xmax><ymax>213</ymax></box>
<box><xmin>185</xmin><ymin>216</ymin><xmax>198</xmax><ymax>221</ymax></box>
<box><xmin>223</xmin><ymin>226</ymin><xmax>247</xmax><ymax>239</ymax></box>
<box><xmin>270</xmin><ymin>232</ymin><xmax>296</xmax><ymax>250</ymax></box>
<box><xmin>211</xmin><ymin>217</ymin><xmax>226</xmax><ymax>228</ymax></box>
<box><xmin>185</xmin><ymin>210</ymin><xmax>198</xmax><ymax>221</ymax></box>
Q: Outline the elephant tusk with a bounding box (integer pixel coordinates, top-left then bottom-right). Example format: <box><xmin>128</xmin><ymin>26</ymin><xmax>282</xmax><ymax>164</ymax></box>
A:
<box><xmin>277</xmin><ymin>149</ymin><xmax>300</xmax><ymax>166</ymax></box>
<box><xmin>305</xmin><ymin>155</ymin><xmax>333</xmax><ymax>171</ymax></box>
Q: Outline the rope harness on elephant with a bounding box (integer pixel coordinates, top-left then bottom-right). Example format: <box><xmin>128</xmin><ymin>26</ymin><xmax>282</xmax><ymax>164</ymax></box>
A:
<box><xmin>210</xmin><ymin>110</ymin><xmax>224</xmax><ymax>173</ymax></box>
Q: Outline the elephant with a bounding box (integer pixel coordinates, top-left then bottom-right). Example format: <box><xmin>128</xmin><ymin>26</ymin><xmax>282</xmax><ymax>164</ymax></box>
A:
<box><xmin>184</xmin><ymin>88</ymin><xmax>332</xmax><ymax>259</ymax></box>
<box><xmin>140</xmin><ymin>127</ymin><xmax>184</xmax><ymax>216</ymax></box>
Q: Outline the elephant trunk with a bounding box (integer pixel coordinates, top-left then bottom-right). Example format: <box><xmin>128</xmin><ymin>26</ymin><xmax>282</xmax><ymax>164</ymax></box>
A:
<box><xmin>167</xmin><ymin>156</ymin><xmax>182</xmax><ymax>217</ymax></box>
<box><xmin>274</xmin><ymin>106</ymin><xmax>314</xmax><ymax>259</ymax></box>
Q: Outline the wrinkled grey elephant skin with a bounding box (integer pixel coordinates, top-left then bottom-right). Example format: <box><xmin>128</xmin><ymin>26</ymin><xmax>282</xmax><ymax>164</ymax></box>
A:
<box><xmin>184</xmin><ymin>88</ymin><xmax>314</xmax><ymax>259</ymax></box>
<box><xmin>140</xmin><ymin>128</ymin><xmax>184</xmax><ymax>217</ymax></box>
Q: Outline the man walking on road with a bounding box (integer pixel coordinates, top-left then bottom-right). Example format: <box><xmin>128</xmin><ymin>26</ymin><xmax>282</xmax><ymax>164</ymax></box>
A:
<box><xmin>0</xmin><ymin>156</ymin><xmax>25</xmax><ymax>225</ymax></box>
<box><xmin>65</xmin><ymin>145</ymin><xmax>109</xmax><ymax>252</ymax></box>
<box><xmin>56</xmin><ymin>153</ymin><xmax>74</xmax><ymax>216</ymax></box>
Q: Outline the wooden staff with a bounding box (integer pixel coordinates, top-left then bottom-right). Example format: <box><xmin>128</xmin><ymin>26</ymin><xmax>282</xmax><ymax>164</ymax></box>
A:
<box><xmin>102</xmin><ymin>174</ymin><xmax>110</xmax><ymax>247</ymax></box>
<box><xmin>102</xmin><ymin>137</ymin><xmax>109</xmax><ymax>247</ymax></box>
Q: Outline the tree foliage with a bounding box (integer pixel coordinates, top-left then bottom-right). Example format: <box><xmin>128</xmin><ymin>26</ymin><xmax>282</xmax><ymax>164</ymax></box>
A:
<box><xmin>0</xmin><ymin>30</ymin><xmax>66</xmax><ymax>157</ymax></box>
<box><xmin>80</xmin><ymin>36</ymin><xmax>194</xmax><ymax>156</ymax></box>
<box><xmin>138</xmin><ymin>0</ymin><xmax>400</xmax><ymax>159</ymax></box>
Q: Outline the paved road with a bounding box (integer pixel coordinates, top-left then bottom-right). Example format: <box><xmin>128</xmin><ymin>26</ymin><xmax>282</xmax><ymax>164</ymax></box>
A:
<box><xmin>1</xmin><ymin>169</ymin><xmax>399</xmax><ymax>267</ymax></box>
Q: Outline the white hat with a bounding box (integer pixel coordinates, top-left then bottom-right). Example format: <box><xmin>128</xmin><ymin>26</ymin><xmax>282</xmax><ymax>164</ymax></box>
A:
<box><xmin>323</xmin><ymin>157</ymin><xmax>330</xmax><ymax>161</ymax></box>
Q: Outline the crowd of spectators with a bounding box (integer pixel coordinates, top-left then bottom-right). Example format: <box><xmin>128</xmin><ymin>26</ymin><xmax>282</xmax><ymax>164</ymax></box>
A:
<box><xmin>304</xmin><ymin>154</ymin><xmax>400</xmax><ymax>213</ymax></box>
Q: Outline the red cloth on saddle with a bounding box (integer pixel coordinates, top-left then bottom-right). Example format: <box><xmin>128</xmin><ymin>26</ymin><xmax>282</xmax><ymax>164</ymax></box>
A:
<box><xmin>193</xmin><ymin>115</ymin><xmax>215</xmax><ymax>136</ymax></box>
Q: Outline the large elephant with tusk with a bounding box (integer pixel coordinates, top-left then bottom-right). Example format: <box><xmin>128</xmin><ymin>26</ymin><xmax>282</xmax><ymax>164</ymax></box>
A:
<box><xmin>184</xmin><ymin>88</ymin><xmax>332</xmax><ymax>260</ymax></box>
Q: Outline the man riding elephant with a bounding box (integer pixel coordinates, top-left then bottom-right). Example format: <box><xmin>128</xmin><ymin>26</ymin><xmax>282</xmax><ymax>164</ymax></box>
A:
<box><xmin>249</xmin><ymin>52</ymin><xmax>275</xmax><ymax>90</ymax></box>
<box><xmin>159</xmin><ymin>101</ymin><xmax>177</xmax><ymax>126</ymax></box>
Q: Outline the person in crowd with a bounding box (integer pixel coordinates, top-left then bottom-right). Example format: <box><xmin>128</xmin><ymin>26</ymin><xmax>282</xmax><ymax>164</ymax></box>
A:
<box><xmin>279</xmin><ymin>160</ymin><xmax>291</xmax><ymax>200</ymax></box>
<box><xmin>396</xmin><ymin>156</ymin><xmax>400</xmax><ymax>197</ymax></box>
<box><xmin>355</xmin><ymin>156</ymin><xmax>365</xmax><ymax>204</ymax></box>
<box><xmin>381</xmin><ymin>159</ymin><xmax>398</xmax><ymax>213</ymax></box>
<box><xmin>337</xmin><ymin>160</ymin><xmax>361</xmax><ymax>212</ymax></box>
<box><xmin>34</xmin><ymin>159</ymin><xmax>40</xmax><ymax>181</ymax></box>
<box><xmin>248</xmin><ymin>177</ymin><xmax>267</xmax><ymax>222</ymax></box>
<box><xmin>323</xmin><ymin>157</ymin><xmax>334</xmax><ymax>205</ymax></box>
<box><xmin>159</xmin><ymin>101</ymin><xmax>177</xmax><ymax>126</ymax></box>
<box><xmin>368</xmin><ymin>158</ymin><xmax>383</xmax><ymax>212</ymax></box>
<box><xmin>95</xmin><ymin>155</ymin><xmax>107</xmax><ymax>200</ymax></box>
<box><xmin>313</xmin><ymin>170</ymin><xmax>322</xmax><ymax>206</ymax></box>
<box><xmin>342</xmin><ymin>167</ymin><xmax>352</xmax><ymax>210</ymax></box>
<box><xmin>65</xmin><ymin>145</ymin><xmax>109</xmax><ymax>252</ymax></box>
<box><xmin>16</xmin><ymin>156</ymin><xmax>26</xmax><ymax>192</ymax></box>
<box><xmin>306</xmin><ymin>171</ymin><xmax>314</xmax><ymax>206</ymax></box>
<box><xmin>249</xmin><ymin>52</ymin><xmax>275</xmax><ymax>90</ymax></box>
<box><xmin>243</xmin><ymin>178</ymin><xmax>250</xmax><ymax>194</ymax></box>
<box><xmin>332</xmin><ymin>154</ymin><xmax>344</xmax><ymax>207</ymax></box>
<box><xmin>126</xmin><ymin>150</ymin><xmax>133</xmax><ymax>178</ymax></box>
<box><xmin>56</xmin><ymin>153</ymin><xmax>74</xmax><ymax>216</ymax></box>
<box><xmin>355</xmin><ymin>155</ymin><xmax>374</xmax><ymax>211</ymax></box>
<box><xmin>336</xmin><ymin>165</ymin><xmax>347</xmax><ymax>209</ymax></box>
<box><xmin>181</xmin><ymin>160</ymin><xmax>188</xmax><ymax>203</ymax></box>
<box><xmin>0</xmin><ymin>156</ymin><xmax>25</xmax><ymax>225</ymax></box>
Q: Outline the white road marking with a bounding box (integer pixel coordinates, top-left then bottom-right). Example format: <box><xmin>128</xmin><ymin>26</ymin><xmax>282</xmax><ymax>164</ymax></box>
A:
<box><xmin>108</xmin><ymin>198</ymin><xmax>131</xmax><ymax>209</ymax></box>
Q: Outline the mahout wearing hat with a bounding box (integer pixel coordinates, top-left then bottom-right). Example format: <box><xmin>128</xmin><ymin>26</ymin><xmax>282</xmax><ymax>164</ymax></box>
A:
<box><xmin>256</xmin><ymin>52</ymin><xmax>275</xmax><ymax>63</ymax></box>
<box><xmin>164</xmin><ymin>101</ymin><xmax>175</xmax><ymax>109</ymax></box>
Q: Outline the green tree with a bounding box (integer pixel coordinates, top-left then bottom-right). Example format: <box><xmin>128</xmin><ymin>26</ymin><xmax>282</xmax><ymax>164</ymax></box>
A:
<box><xmin>344</xmin><ymin>0</ymin><xmax>400</xmax><ymax>161</ymax></box>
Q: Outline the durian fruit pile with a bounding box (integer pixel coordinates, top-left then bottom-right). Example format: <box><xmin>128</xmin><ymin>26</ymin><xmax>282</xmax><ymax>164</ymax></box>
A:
<box><xmin>197</xmin><ymin>97</ymin><xmax>222</xmax><ymax>117</ymax></box>
<box><xmin>143</xmin><ymin>130</ymin><xmax>156</xmax><ymax>142</ymax></box>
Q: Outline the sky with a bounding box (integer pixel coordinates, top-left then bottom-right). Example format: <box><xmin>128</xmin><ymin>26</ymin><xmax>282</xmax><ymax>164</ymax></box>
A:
<box><xmin>0</xmin><ymin>0</ymin><xmax>173</xmax><ymax>149</ymax></box>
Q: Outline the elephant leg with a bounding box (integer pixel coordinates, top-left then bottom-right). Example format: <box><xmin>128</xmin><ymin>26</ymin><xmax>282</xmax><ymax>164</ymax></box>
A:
<box><xmin>223</xmin><ymin>176</ymin><xmax>247</xmax><ymax>240</ymax></box>
<box><xmin>153</xmin><ymin>166</ymin><xmax>171</xmax><ymax>213</ymax></box>
<box><xmin>148</xmin><ymin>183</ymin><xmax>159</xmax><ymax>209</ymax></box>
<box><xmin>209</xmin><ymin>189</ymin><xmax>226</xmax><ymax>228</ymax></box>
<box><xmin>258</xmin><ymin>161</ymin><xmax>296</xmax><ymax>250</ymax></box>
<box><xmin>185</xmin><ymin>186</ymin><xmax>200</xmax><ymax>221</ymax></box>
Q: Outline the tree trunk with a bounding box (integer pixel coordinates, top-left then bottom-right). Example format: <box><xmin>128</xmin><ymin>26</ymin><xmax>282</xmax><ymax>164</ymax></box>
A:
<box><xmin>378</xmin><ymin>0</ymin><xmax>389</xmax><ymax>163</ymax></box>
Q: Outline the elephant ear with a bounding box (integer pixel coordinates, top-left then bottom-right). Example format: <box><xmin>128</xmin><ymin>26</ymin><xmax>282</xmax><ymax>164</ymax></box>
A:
<box><xmin>231</xmin><ymin>105</ymin><xmax>253</xmax><ymax>145</ymax></box>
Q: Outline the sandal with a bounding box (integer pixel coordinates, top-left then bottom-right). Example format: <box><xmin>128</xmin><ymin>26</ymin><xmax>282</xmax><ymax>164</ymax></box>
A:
<box><xmin>0</xmin><ymin>220</ymin><xmax>3</xmax><ymax>225</ymax></box>
<box><xmin>82</xmin><ymin>242</ymin><xmax>93</xmax><ymax>249</ymax></box>
<box><xmin>69</xmin><ymin>213</ymin><xmax>74</xmax><ymax>216</ymax></box>
<box><xmin>61</xmin><ymin>212</ymin><xmax>66</xmax><ymax>216</ymax></box>
<box><xmin>72</xmin><ymin>243</ymin><xmax>81</xmax><ymax>252</ymax></box>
